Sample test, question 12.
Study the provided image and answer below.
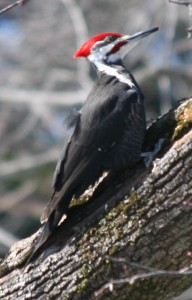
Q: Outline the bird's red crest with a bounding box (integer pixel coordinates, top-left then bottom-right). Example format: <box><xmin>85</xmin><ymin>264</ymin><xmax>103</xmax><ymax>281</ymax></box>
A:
<box><xmin>74</xmin><ymin>32</ymin><xmax>123</xmax><ymax>58</ymax></box>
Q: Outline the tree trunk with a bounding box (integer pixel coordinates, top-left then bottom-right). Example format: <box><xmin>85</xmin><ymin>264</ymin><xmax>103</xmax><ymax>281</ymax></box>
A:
<box><xmin>0</xmin><ymin>98</ymin><xmax>192</xmax><ymax>300</ymax></box>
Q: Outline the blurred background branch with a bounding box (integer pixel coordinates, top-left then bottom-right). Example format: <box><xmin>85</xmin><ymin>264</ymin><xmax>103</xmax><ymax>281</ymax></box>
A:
<box><xmin>169</xmin><ymin>0</ymin><xmax>192</xmax><ymax>35</ymax></box>
<box><xmin>0</xmin><ymin>0</ymin><xmax>28</xmax><ymax>15</ymax></box>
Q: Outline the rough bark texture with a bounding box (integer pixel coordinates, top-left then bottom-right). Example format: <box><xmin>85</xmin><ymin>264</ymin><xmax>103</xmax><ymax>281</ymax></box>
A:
<box><xmin>0</xmin><ymin>98</ymin><xmax>192</xmax><ymax>300</ymax></box>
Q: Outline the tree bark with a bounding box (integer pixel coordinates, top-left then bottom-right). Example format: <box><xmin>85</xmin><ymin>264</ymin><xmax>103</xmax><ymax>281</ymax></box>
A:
<box><xmin>0</xmin><ymin>98</ymin><xmax>192</xmax><ymax>300</ymax></box>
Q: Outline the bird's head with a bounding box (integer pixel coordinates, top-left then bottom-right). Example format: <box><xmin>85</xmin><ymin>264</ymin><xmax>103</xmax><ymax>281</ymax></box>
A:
<box><xmin>74</xmin><ymin>27</ymin><xmax>158</xmax><ymax>66</ymax></box>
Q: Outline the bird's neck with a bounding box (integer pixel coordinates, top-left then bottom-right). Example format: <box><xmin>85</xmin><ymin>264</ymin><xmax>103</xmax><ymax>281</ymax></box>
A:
<box><xmin>96</xmin><ymin>62</ymin><xmax>135</xmax><ymax>89</ymax></box>
<box><xmin>93</xmin><ymin>58</ymin><xmax>142</xmax><ymax>94</ymax></box>
<box><xmin>89</xmin><ymin>53</ymin><xmax>143</xmax><ymax>95</ymax></box>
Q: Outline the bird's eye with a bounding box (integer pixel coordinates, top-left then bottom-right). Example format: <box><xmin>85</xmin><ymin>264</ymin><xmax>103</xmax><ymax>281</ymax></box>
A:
<box><xmin>105</xmin><ymin>36</ymin><xmax>116</xmax><ymax>43</ymax></box>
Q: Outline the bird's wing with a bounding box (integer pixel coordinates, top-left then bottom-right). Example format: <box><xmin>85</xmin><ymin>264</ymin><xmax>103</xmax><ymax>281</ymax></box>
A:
<box><xmin>41</xmin><ymin>75</ymin><xmax>143</xmax><ymax>223</ymax></box>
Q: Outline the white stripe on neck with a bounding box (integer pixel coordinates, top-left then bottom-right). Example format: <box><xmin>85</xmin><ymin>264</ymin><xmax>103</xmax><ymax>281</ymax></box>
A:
<box><xmin>96</xmin><ymin>62</ymin><xmax>135</xmax><ymax>88</ymax></box>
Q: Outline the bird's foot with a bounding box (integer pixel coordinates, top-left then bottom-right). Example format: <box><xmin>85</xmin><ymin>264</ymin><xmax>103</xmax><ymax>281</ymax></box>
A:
<box><xmin>141</xmin><ymin>138</ymin><xmax>166</xmax><ymax>168</ymax></box>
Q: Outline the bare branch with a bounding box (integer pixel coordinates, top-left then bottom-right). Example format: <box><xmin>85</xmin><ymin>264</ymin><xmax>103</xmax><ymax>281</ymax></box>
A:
<box><xmin>0</xmin><ymin>0</ymin><xmax>28</xmax><ymax>15</ymax></box>
<box><xmin>0</xmin><ymin>114</ymin><xmax>38</xmax><ymax>156</ymax></box>
<box><xmin>0</xmin><ymin>228</ymin><xmax>18</xmax><ymax>248</ymax></box>
<box><xmin>95</xmin><ymin>256</ymin><xmax>192</xmax><ymax>297</ymax></box>
<box><xmin>95</xmin><ymin>267</ymin><xmax>192</xmax><ymax>297</ymax></box>
<box><xmin>0</xmin><ymin>181</ymin><xmax>37</xmax><ymax>211</ymax></box>
<box><xmin>60</xmin><ymin>0</ymin><xmax>93</xmax><ymax>90</ymax></box>
<box><xmin>169</xmin><ymin>0</ymin><xmax>192</xmax><ymax>5</ymax></box>
<box><xmin>0</xmin><ymin>147</ymin><xmax>60</xmax><ymax>178</ymax></box>
<box><xmin>0</xmin><ymin>88</ymin><xmax>86</xmax><ymax>107</ymax></box>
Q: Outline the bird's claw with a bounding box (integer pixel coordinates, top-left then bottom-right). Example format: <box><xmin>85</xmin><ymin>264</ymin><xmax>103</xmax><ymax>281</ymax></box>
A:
<box><xmin>141</xmin><ymin>138</ymin><xmax>166</xmax><ymax>168</ymax></box>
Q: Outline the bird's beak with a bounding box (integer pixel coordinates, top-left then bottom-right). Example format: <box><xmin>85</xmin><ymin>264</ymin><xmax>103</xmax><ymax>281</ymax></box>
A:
<box><xmin>121</xmin><ymin>27</ymin><xmax>159</xmax><ymax>43</ymax></box>
<box><xmin>115</xmin><ymin>27</ymin><xmax>159</xmax><ymax>56</ymax></box>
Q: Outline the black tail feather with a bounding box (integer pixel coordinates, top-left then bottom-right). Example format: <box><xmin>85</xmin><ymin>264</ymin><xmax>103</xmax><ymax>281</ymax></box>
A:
<box><xmin>26</xmin><ymin>209</ymin><xmax>62</xmax><ymax>264</ymax></box>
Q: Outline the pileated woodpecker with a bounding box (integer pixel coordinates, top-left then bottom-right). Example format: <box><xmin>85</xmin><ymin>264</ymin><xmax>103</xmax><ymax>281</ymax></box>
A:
<box><xmin>29</xmin><ymin>27</ymin><xmax>158</xmax><ymax>261</ymax></box>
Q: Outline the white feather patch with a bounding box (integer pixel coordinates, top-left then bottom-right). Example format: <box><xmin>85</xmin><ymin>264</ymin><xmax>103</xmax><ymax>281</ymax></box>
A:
<box><xmin>96</xmin><ymin>63</ymin><xmax>135</xmax><ymax>88</ymax></box>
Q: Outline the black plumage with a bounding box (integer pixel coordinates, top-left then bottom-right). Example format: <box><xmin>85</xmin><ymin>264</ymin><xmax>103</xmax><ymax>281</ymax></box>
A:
<box><xmin>29</xmin><ymin>70</ymin><xmax>146</xmax><ymax>259</ymax></box>
<box><xmin>27</xmin><ymin>28</ymin><xmax>158</xmax><ymax>261</ymax></box>
<box><xmin>42</xmin><ymin>70</ymin><xmax>145</xmax><ymax>223</ymax></box>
